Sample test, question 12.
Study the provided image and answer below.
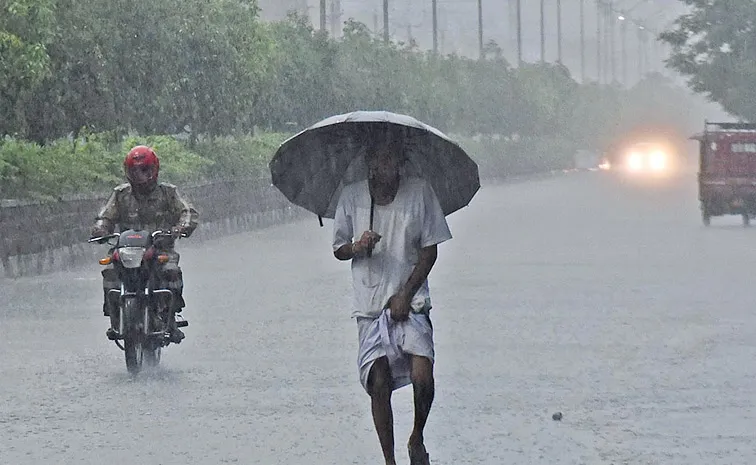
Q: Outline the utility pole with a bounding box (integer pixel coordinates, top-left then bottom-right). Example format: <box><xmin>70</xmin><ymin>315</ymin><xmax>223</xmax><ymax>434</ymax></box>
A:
<box><xmin>439</xmin><ymin>5</ymin><xmax>446</xmax><ymax>55</ymax></box>
<box><xmin>330</xmin><ymin>0</ymin><xmax>337</xmax><ymax>37</ymax></box>
<box><xmin>653</xmin><ymin>33</ymin><xmax>664</xmax><ymax>73</ymax></box>
<box><xmin>335</xmin><ymin>0</ymin><xmax>342</xmax><ymax>37</ymax></box>
<box><xmin>557</xmin><ymin>0</ymin><xmax>562</xmax><ymax>63</ymax></box>
<box><xmin>540</xmin><ymin>0</ymin><xmax>545</xmax><ymax>62</ymax></box>
<box><xmin>516</xmin><ymin>0</ymin><xmax>522</xmax><ymax>66</ymax></box>
<box><xmin>602</xmin><ymin>2</ymin><xmax>608</xmax><ymax>82</ymax></box>
<box><xmin>320</xmin><ymin>0</ymin><xmax>326</xmax><ymax>31</ymax></box>
<box><xmin>508</xmin><ymin>0</ymin><xmax>516</xmax><ymax>62</ymax></box>
<box><xmin>637</xmin><ymin>26</ymin><xmax>644</xmax><ymax>80</ymax></box>
<box><xmin>596</xmin><ymin>0</ymin><xmax>602</xmax><ymax>83</ymax></box>
<box><xmin>478</xmin><ymin>0</ymin><xmax>484</xmax><ymax>59</ymax></box>
<box><xmin>609</xmin><ymin>0</ymin><xmax>616</xmax><ymax>83</ymax></box>
<box><xmin>620</xmin><ymin>17</ymin><xmax>627</xmax><ymax>86</ymax></box>
<box><xmin>580</xmin><ymin>0</ymin><xmax>585</xmax><ymax>80</ymax></box>
<box><xmin>383</xmin><ymin>0</ymin><xmax>389</xmax><ymax>44</ymax></box>
<box><xmin>432</xmin><ymin>0</ymin><xmax>438</xmax><ymax>55</ymax></box>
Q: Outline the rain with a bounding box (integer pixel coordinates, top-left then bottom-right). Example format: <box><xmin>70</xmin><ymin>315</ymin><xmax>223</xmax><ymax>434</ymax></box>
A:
<box><xmin>2</xmin><ymin>0</ymin><xmax>755</xmax><ymax>463</ymax></box>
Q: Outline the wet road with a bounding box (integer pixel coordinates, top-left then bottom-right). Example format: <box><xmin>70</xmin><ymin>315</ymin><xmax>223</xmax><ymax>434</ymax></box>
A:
<box><xmin>2</xmin><ymin>169</ymin><xmax>755</xmax><ymax>464</ymax></box>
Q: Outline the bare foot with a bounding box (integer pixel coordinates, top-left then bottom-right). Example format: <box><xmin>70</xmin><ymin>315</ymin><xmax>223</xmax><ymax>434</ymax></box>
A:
<box><xmin>407</xmin><ymin>439</ymin><xmax>430</xmax><ymax>465</ymax></box>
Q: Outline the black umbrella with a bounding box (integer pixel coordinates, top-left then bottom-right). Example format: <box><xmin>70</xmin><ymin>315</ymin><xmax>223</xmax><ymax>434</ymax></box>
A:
<box><xmin>269</xmin><ymin>110</ymin><xmax>480</xmax><ymax>227</ymax></box>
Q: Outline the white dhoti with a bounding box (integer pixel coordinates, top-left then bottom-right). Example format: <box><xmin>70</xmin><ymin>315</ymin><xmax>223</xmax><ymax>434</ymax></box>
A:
<box><xmin>356</xmin><ymin>309</ymin><xmax>435</xmax><ymax>394</ymax></box>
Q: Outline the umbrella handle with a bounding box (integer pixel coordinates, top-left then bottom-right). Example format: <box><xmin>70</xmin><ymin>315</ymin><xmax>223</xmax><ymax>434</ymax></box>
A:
<box><xmin>367</xmin><ymin>195</ymin><xmax>375</xmax><ymax>258</ymax></box>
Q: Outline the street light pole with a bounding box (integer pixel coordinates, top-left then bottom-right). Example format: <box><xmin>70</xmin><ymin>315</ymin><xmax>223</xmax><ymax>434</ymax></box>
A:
<box><xmin>517</xmin><ymin>0</ymin><xmax>523</xmax><ymax>66</ymax></box>
<box><xmin>383</xmin><ymin>0</ymin><xmax>389</xmax><ymax>44</ymax></box>
<box><xmin>596</xmin><ymin>0</ymin><xmax>602</xmax><ymax>83</ymax></box>
<box><xmin>638</xmin><ymin>26</ymin><xmax>644</xmax><ymax>80</ymax></box>
<box><xmin>580</xmin><ymin>0</ymin><xmax>585</xmax><ymax>80</ymax></box>
<box><xmin>610</xmin><ymin>0</ymin><xmax>616</xmax><ymax>83</ymax></box>
<box><xmin>478</xmin><ymin>0</ymin><xmax>484</xmax><ymax>59</ymax></box>
<box><xmin>330</xmin><ymin>0</ymin><xmax>336</xmax><ymax>37</ymax></box>
<box><xmin>540</xmin><ymin>0</ymin><xmax>545</xmax><ymax>62</ymax></box>
<box><xmin>620</xmin><ymin>16</ymin><xmax>627</xmax><ymax>86</ymax></box>
<box><xmin>653</xmin><ymin>35</ymin><xmax>659</xmax><ymax>73</ymax></box>
<box><xmin>335</xmin><ymin>0</ymin><xmax>342</xmax><ymax>37</ymax></box>
<box><xmin>432</xmin><ymin>0</ymin><xmax>438</xmax><ymax>55</ymax></box>
<box><xmin>320</xmin><ymin>0</ymin><xmax>326</xmax><ymax>31</ymax></box>
<box><xmin>604</xmin><ymin>2</ymin><xmax>612</xmax><ymax>83</ymax></box>
<box><xmin>557</xmin><ymin>0</ymin><xmax>563</xmax><ymax>64</ymax></box>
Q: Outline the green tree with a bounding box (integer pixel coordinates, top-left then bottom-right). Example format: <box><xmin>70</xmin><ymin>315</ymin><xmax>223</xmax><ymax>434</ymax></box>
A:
<box><xmin>660</xmin><ymin>0</ymin><xmax>756</xmax><ymax>120</ymax></box>
<box><xmin>0</xmin><ymin>0</ymin><xmax>55</xmax><ymax>137</ymax></box>
<box><xmin>254</xmin><ymin>12</ymin><xmax>340</xmax><ymax>130</ymax></box>
<box><xmin>13</xmin><ymin>0</ymin><xmax>275</xmax><ymax>141</ymax></box>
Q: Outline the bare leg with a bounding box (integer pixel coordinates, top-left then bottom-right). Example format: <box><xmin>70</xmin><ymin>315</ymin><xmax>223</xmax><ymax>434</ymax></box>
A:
<box><xmin>408</xmin><ymin>355</ymin><xmax>434</xmax><ymax>463</ymax></box>
<box><xmin>367</xmin><ymin>356</ymin><xmax>396</xmax><ymax>465</ymax></box>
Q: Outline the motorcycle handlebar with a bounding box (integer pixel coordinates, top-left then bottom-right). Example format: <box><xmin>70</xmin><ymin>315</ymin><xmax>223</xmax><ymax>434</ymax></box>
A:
<box><xmin>88</xmin><ymin>233</ymin><xmax>120</xmax><ymax>244</ymax></box>
<box><xmin>152</xmin><ymin>229</ymin><xmax>188</xmax><ymax>239</ymax></box>
<box><xmin>87</xmin><ymin>229</ymin><xmax>187</xmax><ymax>244</ymax></box>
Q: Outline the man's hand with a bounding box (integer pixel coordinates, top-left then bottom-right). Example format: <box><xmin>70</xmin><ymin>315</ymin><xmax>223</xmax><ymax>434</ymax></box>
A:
<box><xmin>386</xmin><ymin>291</ymin><xmax>412</xmax><ymax>322</ymax></box>
<box><xmin>334</xmin><ymin>230</ymin><xmax>382</xmax><ymax>261</ymax></box>
<box><xmin>352</xmin><ymin>230</ymin><xmax>382</xmax><ymax>257</ymax></box>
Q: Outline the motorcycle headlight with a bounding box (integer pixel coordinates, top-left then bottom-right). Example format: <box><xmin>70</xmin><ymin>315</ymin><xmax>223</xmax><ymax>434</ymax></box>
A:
<box><xmin>117</xmin><ymin>247</ymin><xmax>145</xmax><ymax>268</ymax></box>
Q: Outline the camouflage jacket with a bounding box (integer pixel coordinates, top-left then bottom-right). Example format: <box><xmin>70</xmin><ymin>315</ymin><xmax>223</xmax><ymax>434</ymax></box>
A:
<box><xmin>93</xmin><ymin>182</ymin><xmax>199</xmax><ymax>240</ymax></box>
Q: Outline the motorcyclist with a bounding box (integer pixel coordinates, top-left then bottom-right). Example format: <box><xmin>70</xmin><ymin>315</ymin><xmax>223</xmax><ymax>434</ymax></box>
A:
<box><xmin>90</xmin><ymin>145</ymin><xmax>199</xmax><ymax>343</ymax></box>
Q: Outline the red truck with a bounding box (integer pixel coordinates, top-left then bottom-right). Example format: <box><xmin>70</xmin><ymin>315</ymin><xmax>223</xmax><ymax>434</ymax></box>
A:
<box><xmin>692</xmin><ymin>121</ymin><xmax>756</xmax><ymax>226</ymax></box>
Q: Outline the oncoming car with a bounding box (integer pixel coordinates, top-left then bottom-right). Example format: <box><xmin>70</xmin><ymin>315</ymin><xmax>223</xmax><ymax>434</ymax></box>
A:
<box><xmin>599</xmin><ymin>142</ymin><xmax>675</xmax><ymax>175</ymax></box>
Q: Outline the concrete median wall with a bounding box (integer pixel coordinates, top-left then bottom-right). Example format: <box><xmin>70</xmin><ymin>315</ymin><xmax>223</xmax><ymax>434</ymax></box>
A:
<box><xmin>0</xmin><ymin>179</ymin><xmax>310</xmax><ymax>278</ymax></box>
<box><xmin>0</xmin><ymin>160</ymin><xmax>580</xmax><ymax>278</ymax></box>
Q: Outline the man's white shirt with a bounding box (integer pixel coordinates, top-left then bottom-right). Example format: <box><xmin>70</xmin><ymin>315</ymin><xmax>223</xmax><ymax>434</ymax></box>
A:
<box><xmin>333</xmin><ymin>177</ymin><xmax>452</xmax><ymax>318</ymax></box>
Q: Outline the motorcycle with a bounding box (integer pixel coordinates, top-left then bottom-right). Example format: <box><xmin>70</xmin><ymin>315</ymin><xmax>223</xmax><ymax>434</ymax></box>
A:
<box><xmin>89</xmin><ymin>229</ymin><xmax>188</xmax><ymax>375</ymax></box>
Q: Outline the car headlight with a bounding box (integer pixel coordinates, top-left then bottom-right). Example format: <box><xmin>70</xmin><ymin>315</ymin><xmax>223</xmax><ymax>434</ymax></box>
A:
<box><xmin>627</xmin><ymin>152</ymin><xmax>643</xmax><ymax>171</ymax></box>
<box><xmin>649</xmin><ymin>151</ymin><xmax>666</xmax><ymax>170</ymax></box>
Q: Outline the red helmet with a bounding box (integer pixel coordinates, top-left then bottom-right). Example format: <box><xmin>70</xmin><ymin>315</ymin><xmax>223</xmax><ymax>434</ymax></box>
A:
<box><xmin>124</xmin><ymin>145</ymin><xmax>159</xmax><ymax>191</ymax></box>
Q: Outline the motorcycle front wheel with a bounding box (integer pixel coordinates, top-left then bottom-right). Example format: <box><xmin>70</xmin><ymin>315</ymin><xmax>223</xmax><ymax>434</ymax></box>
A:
<box><xmin>122</xmin><ymin>297</ymin><xmax>144</xmax><ymax>375</ymax></box>
<box><xmin>144</xmin><ymin>343</ymin><xmax>161</xmax><ymax>367</ymax></box>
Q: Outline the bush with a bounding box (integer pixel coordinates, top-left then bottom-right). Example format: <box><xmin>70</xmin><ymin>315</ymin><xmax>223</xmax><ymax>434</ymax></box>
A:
<box><xmin>193</xmin><ymin>132</ymin><xmax>291</xmax><ymax>182</ymax></box>
<box><xmin>1</xmin><ymin>129</ymin><xmax>583</xmax><ymax>201</ymax></box>
<box><xmin>0</xmin><ymin>135</ymin><xmax>121</xmax><ymax>201</ymax></box>
<box><xmin>0</xmin><ymin>131</ymin><xmax>293</xmax><ymax>200</ymax></box>
<box><xmin>455</xmin><ymin>134</ymin><xmax>577</xmax><ymax>179</ymax></box>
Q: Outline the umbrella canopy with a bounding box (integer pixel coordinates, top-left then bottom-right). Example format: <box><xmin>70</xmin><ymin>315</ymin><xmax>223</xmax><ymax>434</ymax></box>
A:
<box><xmin>269</xmin><ymin>110</ymin><xmax>480</xmax><ymax>220</ymax></box>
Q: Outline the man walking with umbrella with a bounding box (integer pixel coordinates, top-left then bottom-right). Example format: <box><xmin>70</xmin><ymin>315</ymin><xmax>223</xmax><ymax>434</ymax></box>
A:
<box><xmin>332</xmin><ymin>128</ymin><xmax>451</xmax><ymax>465</ymax></box>
<box><xmin>269</xmin><ymin>111</ymin><xmax>479</xmax><ymax>465</ymax></box>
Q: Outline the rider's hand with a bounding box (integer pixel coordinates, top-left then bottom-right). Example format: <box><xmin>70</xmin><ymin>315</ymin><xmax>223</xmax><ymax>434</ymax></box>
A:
<box><xmin>386</xmin><ymin>292</ymin><xmax>412</xmax><ymax>322</ymax></box>
<box><xmin>90</xmin><ymin>226</ymin><xmax>109</xmax><ymax>238</ymax></box>
<box><xmin>352</xmin><ymin>230</ymin><xmax>381</xmax><ymax>257</ymax></box>
<box><xmin>170</xmin><ymin>226</ymin><xmax>185</xmax><ymax>238</ymax></box>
